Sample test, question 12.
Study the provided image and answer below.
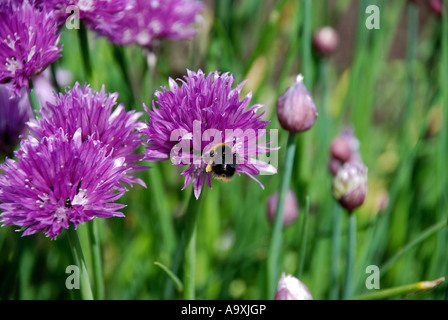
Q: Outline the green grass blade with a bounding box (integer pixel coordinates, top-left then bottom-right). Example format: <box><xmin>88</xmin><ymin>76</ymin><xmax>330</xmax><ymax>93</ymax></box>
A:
<box><xmin>154</xmin><ymin>261</ymin><xmax>184</xmax><ymax>293</ymax></box>
<box><xmin>355</xmin><ymin>277</ymin><xmax>445</xmax><ymax>300</ymax></box>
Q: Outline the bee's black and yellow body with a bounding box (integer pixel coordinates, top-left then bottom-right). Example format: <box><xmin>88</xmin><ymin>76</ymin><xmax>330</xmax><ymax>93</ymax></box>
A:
<box><xmin>206</xmin><ymin>144</ymin><xmax>237</xmax><ymax>181</ymax></box>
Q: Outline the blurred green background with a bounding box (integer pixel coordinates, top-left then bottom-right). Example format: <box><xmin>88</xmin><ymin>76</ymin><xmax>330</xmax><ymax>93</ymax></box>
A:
<box><xmin>1</xmin><ymin>0</ymin><xmax>447</xmax><ymax>300</ymax></box>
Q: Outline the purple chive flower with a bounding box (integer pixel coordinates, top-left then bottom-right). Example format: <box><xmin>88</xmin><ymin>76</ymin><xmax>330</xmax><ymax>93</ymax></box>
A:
<box><xmin>103</xmin><ymin>0</ymin><xmax>204</xmax><ymax>47</ymax></box>
<box><xmin>274</xmin><ymin>273</ymin><xmax>313</xmax><ymax>300</ymax></box>
<box><xmin>37</xmin><ymin>0</ymin><xmax>128</xmax><ymax>33</ymax></box>
<box><xmin>27</xmin><ymin>82</ymin><xmax>147</xmax><ymax>186</ymax></box>
<box><xmin>0</xmin><ymin>129</ymin><xmax>128</xmax><ymax>239</ymax></box>
<box><xmin>141</xmin><ymin>69</ymin><xmax>277</xmax><ymax>199</ymax></box>
<box><xmin>0</xmin><ymin>0</ymin><xmax>62</xmax><ymax>96</ymax></box>
<box><xmin>0</xmin><ymin>84</ymin><xmax>33</xmax><ymax>156</ymax></box>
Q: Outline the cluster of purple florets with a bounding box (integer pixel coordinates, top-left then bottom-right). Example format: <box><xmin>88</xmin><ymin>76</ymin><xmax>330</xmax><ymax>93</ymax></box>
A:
<box><xmin>0</xmin><ymin>0</ymin><xmax>205</xmax><ymax>238</ymax></box>
<box><xmin>0</xmin><ymin>0</ymin><xmax>281</xmax><ymax>238</ymax></box>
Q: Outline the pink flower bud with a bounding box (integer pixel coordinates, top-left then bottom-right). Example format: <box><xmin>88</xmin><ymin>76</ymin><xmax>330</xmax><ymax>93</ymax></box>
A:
<box><xmin>274</xmin><ymin>273</ymin><xmax>313</xmax><ymax>300</ymax></box>
<box><xmin>340</xmin><ymin>128</ymin><xmax>360</xmax><ymax>156</ymax></box>
<box><xmin>313</xmin><ymin>26</ymin><xmax>339</xmax><ymax>56</ymax></box>
<box><xmin>332</xmin><ymin>161</ymin><xmax>368</xmax><ymax>211</ymax></box>
<box><xmin>276</xmin><ymin>74</ymin><xmax>318</xmax><ymax>133</ymax></box>
<box><xmin>329</xmin><ymin>128</ymin><xmax>363</xmax><ymax>176</ymax></box>
<box><xmin>267</xmin><ymin>189</ymin><xmax>299</xmax><ymax>227</ymax></box>
<box><xmin>328</xmin><ymin>157</ymin><xmax>342</xmax><ymax>176</ymax></box>
<box><xmin>330</xmin><ymin>137</ymin><xmax>352</xmax><ymax>163</ymax></box>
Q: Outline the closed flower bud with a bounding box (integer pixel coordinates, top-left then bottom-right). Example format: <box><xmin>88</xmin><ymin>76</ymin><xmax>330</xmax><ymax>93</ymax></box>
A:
<box><xmin>267</xmin><ymin>189</ymin><xmax>299</xmax><ymax>227</ymax></box>
<box><xmin>274</xmin><ymin>273</ymin><xmax>313</xmax><ymax>300</ymax></box>
<box><xmin>313</xmin><ymin>26</ymin><xmax>339</xmax><ymax>56</ymax></box>
<box><xmin>329</xmin><ymin>128</ymin><xmax>362</xmax><ymax>176</ymax></box>
<box><xmin>339</xmin><ymin>128</ymin><xmax>360</xmax><ymax>156</ymax></box>
<box><xmin>277</xmin><ymin>74</ymin><xmax>318</xmax><ymax>133</ymax></box>
<box><xmin>330</xmin><ymin>136</ymin><xmax>352</xmax><ymax>163</ymax></box>
<box><xmin>332</xmin><ymin>161</ymin><xmax>368</xmax><ymax>211</ymax></box>
<box><xmin>328</xmin><ymin>157</ymin><xmax>342</xmax><ymax>176</ymax></box>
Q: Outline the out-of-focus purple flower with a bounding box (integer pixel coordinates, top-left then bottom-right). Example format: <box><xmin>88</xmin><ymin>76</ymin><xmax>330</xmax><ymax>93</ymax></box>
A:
<box><xmin>274</xmin><ymin>273</ymin><xmax>313</xmax><ymax>300</ymax></box>
<box><xmin>429</xmin><ymin>0</ymin><xmax>443</xmax><ymax>16</ymax></box>
<box><xmin>330</xmin><ymin>136</ymin><xmax>351</xmax><ymax>163</ymax></box>
<box><xmin>0</xmin><ymin>0</ymin><xmax>62</xmax><ymax>96</ymax></box>
<box><xmin>266</xmin><ymin>189</ymin><xmax>299</xmax><ymax>227</ymax></box>
<box><xmin>276</xmin><ymin>74</ymin><xmax>318</xmax><ymax>133</ymax></box>
<box><xmin>32</xmin><ymin>69</ymin><xmax>57</xmax><ymax>107</ymax></box>
<box><xmin>27</xmin><ymin>82</ymin><xmax>147</xmax><ymax>186</ymax></box>
<box><xmin>37</xmin><ymin>0</ymin><xmax>128</xmax><ymax>33</ymax></box>
<box><xmin>329</xmin><ymin>128</ymin><xmax>362</xmax><ymax>176</ymax></box>
<box><xmin>0</xmin><ymin>84</ymin><xmax>33</xmax><ymax>156</ymax></box>
<box><xmin>55</xmin><ymin>67</ymin><xmax>73</xmax><ymax>87</ymax></box>
<box><xmin>140</xmin><ymin>69</ymin><xmax>277</xmax><ymax>199</ymax></box>
<box><xmin>332</xmin><ymin>161</ymin><xmax>368</xmax><ymax>211</ymax></box>
<box><xmin>0</xmin><ymin>129</ymin><xmax>128</xmax><ymax>239</ymax></box>
<box><xmin>103</xmin><ymin>0</ymin><xmax>204</xmax><ymax>47</ymax></box>
<box><xmin>313</xmin><ymin>26</ymin><xmax>339</xmax><ymax>56</ymax></box>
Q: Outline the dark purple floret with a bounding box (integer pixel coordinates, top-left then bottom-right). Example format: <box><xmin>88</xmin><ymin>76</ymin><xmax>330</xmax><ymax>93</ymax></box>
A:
<box><xmin>0</xmin><ymin>129</ymin><xmax>128</xmax><ymax>239</ymax></box>
<box><xmin>27</xmin><ymin>82</ymin><xmax>147</xmax><ymax>187</ymax></box>
<box><xmin>0</xmin><ymin>0</ymin><xmax>62</xmax><ymax>96</ymax></box>
<box><xmin>0</xmin><ymin>84</ymin><xmax>33</xmax><ymax>156</ymax></box>
<box><xmin>102</xmin><ymin>0</ymin><xmax>204</xmax><ymax>47</ymax></box>
<box><xmin>141</xmin><ymin>69</ymin><xmax>277</xmax><ymax>199</ymax></box>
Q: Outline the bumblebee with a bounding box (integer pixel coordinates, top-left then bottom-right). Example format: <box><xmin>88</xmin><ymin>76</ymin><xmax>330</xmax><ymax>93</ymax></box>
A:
<box><xmin>205</xmin><ymin>143</ymin><xmax>238</xmax><ymax>181</ymax></box>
